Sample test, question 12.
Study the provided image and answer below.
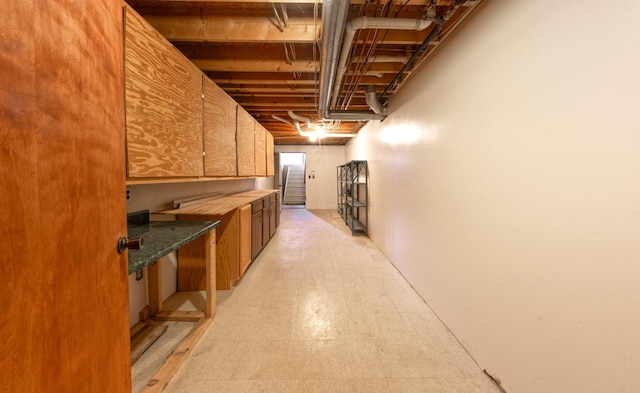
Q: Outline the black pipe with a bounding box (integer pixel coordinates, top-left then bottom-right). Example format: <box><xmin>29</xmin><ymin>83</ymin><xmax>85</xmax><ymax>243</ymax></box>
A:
<box><xmin>379</xmin><ymin>19</ymin><xmax>443</xmax><ymax>103</ymax></box>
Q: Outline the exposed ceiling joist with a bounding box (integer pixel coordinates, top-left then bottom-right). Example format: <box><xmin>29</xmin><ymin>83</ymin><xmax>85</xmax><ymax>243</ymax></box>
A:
<box><xmin>192</xmin><ymin>59</ymin><xmax>317</xmax><ymax>72</ymax></box>
<box><xmin>145</xmin><ymin>15</ymin><xmax>319</xmax><ymax>43</ymax></box>
<box><xmin>125</xmin><ymin>0</ymin><xmax>485</xmax><ymax>145</ymax></box>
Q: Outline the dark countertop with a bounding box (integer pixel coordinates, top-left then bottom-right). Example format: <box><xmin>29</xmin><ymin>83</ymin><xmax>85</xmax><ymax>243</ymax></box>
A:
<box><xmin>127</xmin><ymin>220</ymin><xmax>220</xmax><ymax>274</ymax></box>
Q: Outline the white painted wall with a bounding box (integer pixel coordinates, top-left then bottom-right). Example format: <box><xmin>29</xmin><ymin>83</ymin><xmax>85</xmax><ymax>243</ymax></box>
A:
<box><xmin>275</xmin><ymin>145</ymin><xmax>346</xmax><ymax>209</ymax></box>
<box><xmin>126</xmin><ymin>177</ymin><xmax>272</xmax><ymax>327</ymax></box>
<box><xmin>347</xmin><ymin>1</ymin><xmax>640</xmax><ymax>392</ymax></box>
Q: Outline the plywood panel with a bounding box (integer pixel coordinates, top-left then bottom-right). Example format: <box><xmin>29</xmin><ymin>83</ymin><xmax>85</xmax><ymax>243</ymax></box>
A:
<box><xmin>254</xmin><ymin>120</ymin><xmax>267</xmax><ymax>176</ymax></box>
<box><xmin>203</xmin><ymin>76</ymin><xmax>237</xmax><ymax>176</ymax></box>
<box><xmin>266</xmin><ymin>131</ymin><xmax>275</xmax><ymax>176</ymax></box>
<box><xmin>178</xmin><ymin>211</ymin><xmax>239</xmax><ymax>291</ymax></box>
<box><xmin>236</xmin><ymin>106</ymin><xmax>255</xmax><ymax>176</ymax></box>
<box><xmin>124</xmin><ymin>5</ymin><xmax>203</xmax><ymax>177</ymax></box>
<box><xmin>0</xmin><ymin>0</ymin><xmax>131</xmax><ymax>391</ymax></box>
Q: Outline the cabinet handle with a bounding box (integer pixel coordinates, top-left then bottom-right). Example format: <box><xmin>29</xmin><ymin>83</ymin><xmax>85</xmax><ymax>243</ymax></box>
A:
<box><xmin>118</xmin><ymin>236</ymin><xmax>144</xmax><ymax>254</ymax></box>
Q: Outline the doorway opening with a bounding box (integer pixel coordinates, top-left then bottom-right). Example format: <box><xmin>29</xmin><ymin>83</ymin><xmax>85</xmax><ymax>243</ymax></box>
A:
<box><xmin>279</xmin><ymin>152</ymin><xmax>306</xmax><ymax>206</ymax></box>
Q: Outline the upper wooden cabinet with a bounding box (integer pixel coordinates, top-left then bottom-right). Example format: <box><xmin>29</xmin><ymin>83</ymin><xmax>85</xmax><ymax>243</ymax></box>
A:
<box><xmin>123</xmin><ymin>4</ymin><xmax>273</xmax><ymax>182</ymax></box>
<box><xmin>124</xmin><ymin>5</ymin><xmax>203</xmax><ymax>178</ymax></box>
<box><xmin>203</xmin><ymin>76</ymin><xmax>237</xmax><ymax>177</ymax></box>
<box><xmin>254</xmin><ymin>121</ymin><xmax>267</xmax><ymax>177</ymax></box>
<box><xmin>236</xmin><ymin>106</ymin><xmax>255</xmax><ymax>177</ymax></box>
<box><xmin>266</xmin><ymin>131</ymin><xmax>274</xmax><ymax>176</ymax></box>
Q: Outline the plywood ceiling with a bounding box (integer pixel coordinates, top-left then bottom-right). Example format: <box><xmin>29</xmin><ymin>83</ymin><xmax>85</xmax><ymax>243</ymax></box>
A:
<box><xmin>125</xmin><ymin>0</ymin><xmax>484</xmax><ymax>145</ymax></box>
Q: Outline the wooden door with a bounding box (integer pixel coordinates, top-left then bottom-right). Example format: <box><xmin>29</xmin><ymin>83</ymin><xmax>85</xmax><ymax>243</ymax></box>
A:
<box><xmin>251</xmin><ymin>210</ymin><xmax>263</xmax><ymax>260</ymax></box>
<box><xmin>0</xmin><ymin>1</ymin><xmax>131</xmax><ymax>392</ymax></box>
<box><xmin>262</xmin><ymin>202</ymin><xmax>271</xmax><ymax>246</ymax></box>
<box><xmin>269</xmin><ymin>198</ymin><xmax>277</xmax><ymax>237</ymax></box>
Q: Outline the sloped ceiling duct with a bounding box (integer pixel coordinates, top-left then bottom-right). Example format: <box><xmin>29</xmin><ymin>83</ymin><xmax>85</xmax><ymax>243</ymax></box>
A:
<box><xmin>330</xmin><ymin>16</ymin><xmax>433</xmax><ymax>110</ymax></box>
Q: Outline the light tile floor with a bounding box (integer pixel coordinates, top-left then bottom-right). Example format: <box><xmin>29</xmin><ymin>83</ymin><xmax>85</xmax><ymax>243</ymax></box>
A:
<box><xmin>163</xmin><ymin>208</ymin><xmax>502</xmax><ymax>393</ymax></box>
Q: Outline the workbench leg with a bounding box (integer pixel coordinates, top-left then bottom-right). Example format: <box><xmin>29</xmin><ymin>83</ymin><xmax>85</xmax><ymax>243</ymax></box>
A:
<box><xmin>147</xmin><ymin>260</ymin><xmax>162</xmax><ymax>316</ymax></box>
<box><xmin>205</xmin><ymin>230</ymin><xmax>216</xmax><ymax>318</ymax></box>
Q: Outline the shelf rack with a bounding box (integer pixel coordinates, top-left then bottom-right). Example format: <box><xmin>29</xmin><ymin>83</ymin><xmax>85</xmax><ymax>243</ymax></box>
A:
<box><xmin>337</xmin><ymin>160</ymin><xmax>368</xmax><ymax>235</ymax></box>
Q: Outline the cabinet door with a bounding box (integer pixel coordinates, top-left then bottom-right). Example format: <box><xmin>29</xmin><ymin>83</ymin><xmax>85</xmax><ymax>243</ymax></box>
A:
<box><xmin>266</xmin><ymin>131</ymin><xmax>275</xmax><ymax>176</ymax></box>
<box><xmin>262</xmin><ymin>204</ymin><xmax>271</xmax><ymax>246</ymax></box>
<box><xmin>254</xmin><ymin>121</ymin><xmax>267</xmax><ymax>177</ymax></box>
<box><xmin>251</xmin><ymin>211</ymin><xmax>263</xmax><ymax>260</ymax></box>
<box><xmin>237</xmin><ymin>107</ymin><xmax>255</xmax><ymax>176</ymax></box>
<box><xmin>239</xmin><ymin>205</ymin><xmax>252</xmax><ymax>276</ymax></box>
<box><xmin>204</xmin><ymin>76</ymin><xmax>237</xmax><ymax>176</ymax></box>
<box><xmin>1</xmin><ymin>1</ymin><xmax>130</xmax><ymax>390</ymax></box>
<box><xmin>124</xmin><ymin>5</ymin><xmax>203</xmax><ymax>177</ymax></box>
<box><xmin>275</xmin><ymin>193</ymin><xmax>281</xmax><ymax>229</ymax></box>
<box><xmin>269</xmin><ymin>198</ymin><xmax>277</xmax><ymax>237</ymax></box>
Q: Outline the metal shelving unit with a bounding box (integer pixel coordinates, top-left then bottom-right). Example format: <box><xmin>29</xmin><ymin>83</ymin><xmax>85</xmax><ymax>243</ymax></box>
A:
<box><xmin>337</xmin><ymin>160</ymin><xmax>368</xmax><ymax>235</ymax></box>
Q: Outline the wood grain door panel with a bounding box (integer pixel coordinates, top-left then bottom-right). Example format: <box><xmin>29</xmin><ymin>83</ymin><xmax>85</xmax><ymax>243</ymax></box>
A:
<box><xmin>237</xmin><ymin>106</ymin><xmax>255</xmax><ymax>176</ymax></box>
<box><xmin>0</xmin><ymin>1</ymin><xmax>130</xmax><ymax>391</ymax></box>
<box><xmin>124</xmin><ymin>5</ymin><xmax>204</xmax><ymax>178</ymax></box>
<box><xmin>203</xmin><ymin>76</ymin><xmax>237</xmax><ymax>177</ymax></box>
<box><xmin>254</xmin><ymin>121</ymin><xmax>267</xmax><ymax>177</ymax></box>
<box><xmin>266</xmin><ymin>131</ymin><xmax>275</xmax><ymax>176</ymax></box>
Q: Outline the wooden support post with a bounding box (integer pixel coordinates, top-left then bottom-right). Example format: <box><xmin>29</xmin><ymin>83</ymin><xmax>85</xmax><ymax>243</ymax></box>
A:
<box><xmin>147</xmin><ymin>261</ymin><xmax>162</xmax><ymax>316</ymax></box>
<box><xmin>205</xmin><ymin>230</ymin><xmax>216</xmax><ymax>318</ymax></box>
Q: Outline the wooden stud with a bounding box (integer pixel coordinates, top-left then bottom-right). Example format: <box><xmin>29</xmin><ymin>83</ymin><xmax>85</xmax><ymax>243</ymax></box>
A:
<box><xmin>154</xmin><ymin>310</ymin><xmax>206</xmax><ymax>322</ymax></box>
<box><xmin>205</xmin><ymin>230</ymin><xmax>217</xmax><ymax>318</ymax></box>
<box><xmin>142</xmin><ymin>318</ymin><xmax>212</xmax><ymax>393</ymax></box>
<box><xmin>147</xmin><ymin>261</ymin><xmax>163</xmax><ymax>316</ymax></box>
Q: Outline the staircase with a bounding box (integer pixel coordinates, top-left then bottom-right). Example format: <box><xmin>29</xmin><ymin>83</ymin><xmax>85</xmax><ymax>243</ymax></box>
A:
<box><xmin>283</xmin><ymin>164</ymin><xmax>306</xmax><ymax>205</ymax></box>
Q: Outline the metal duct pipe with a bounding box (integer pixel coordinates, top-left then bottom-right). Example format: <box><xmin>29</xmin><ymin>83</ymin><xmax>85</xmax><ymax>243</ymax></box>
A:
<box><xmin>318</xmin><ymin>0</ymin><xmax>349</xmax><ymax>119</ymax></box>
<box><xmin>353</xmin><ymin>55</ymin><xmax>408</xmax><ymax>63</ymax></box>
<box><xmin>330</xmin><ymin>16</ymin><xmax>433</xmax><ymax>110</ymax></box>
<box><xmin>300</xmin><ymin>132</ymin><xmax>357</xmax><ymax>138</ymax></box>
<box><xmin>318</xmin><ymin>1</ymin><xmax>387</xmax><ymax>121</ymax></box>
<box><xmin>380</xmin><ymin>19</ymin><xmax>443</xmax><ymax>102</ymax></box>
<box><xmin>272</xmin><ymin>114</ymin><xmax>294</xmax><ymax>125</ymax></box>
<box><xmin>365</xmin><ymin>85</ymin><xmax>386</xmax><ymax>115</ymax></box>
<box><xmin>287</xmin><ymin>110</ymin><xmax>311</xmax><ymax>129</ymax></box>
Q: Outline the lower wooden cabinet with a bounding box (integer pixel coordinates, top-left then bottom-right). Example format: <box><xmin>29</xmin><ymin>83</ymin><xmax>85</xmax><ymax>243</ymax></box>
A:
<box><xmin>250</xmin><ymin>194</ymin><xmax>280</xmax><ymax>261</ymax></box>
<box><xmin>178</xmin><ymin>210</ymin><xmax>239</xmax><ymax>291</ymax></box>
<box><xmin>173</xmin><ymin>191</ymin><xmax>279</xmax><ymax>290</ymax></box>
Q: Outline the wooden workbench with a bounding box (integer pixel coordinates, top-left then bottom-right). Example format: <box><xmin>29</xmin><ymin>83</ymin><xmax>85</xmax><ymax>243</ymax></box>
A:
<box><xmin>158</xmin><ymin>189</ymin><xmax>280</xmax><ymax>290</ymax></box>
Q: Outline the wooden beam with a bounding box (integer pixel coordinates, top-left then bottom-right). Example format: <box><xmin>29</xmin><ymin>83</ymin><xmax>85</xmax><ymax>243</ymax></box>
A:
<box><xmin>155</xmin><ymin>0</ymin><xmax>440</xmax><ymax>4</ymax></box>
<box><xmin>215</xmin><ymin>77</ymin><xmax>317</xmax><ymax>86</ymax></box>
<box><xmin>142</xmin><ymin>318</ymin><xmax>212</xmax><ymax>393</ymax></box>
<box><xmin>356</xmin><ymin>29</ymin><xmax>430</xmax><ymax>45</ymax></box>
<box><xmin>235</xmin><ymin>97</ymin><xmax>369</xmax><ymax>107</ymax></box>
<box><xmin>145</xmin><ymin>15</ymin><xmax>319</xmax><ymax>43</ymax></box>
<box><xmin>174</xmin><ymin>42</ymin><xmax>316</xmax><ymax>61</ymax></box>
<box><xmin>130</xmin><ymin>321</ymin><xmax>168</xmax><ymax>366</ymax></box>
<box><xmin>147</xmin><ymin>261</ymin><xmax>162</xmax><ymax>316</ymax></box>
<box><xmin>212</xmin><ymin>74</ymin><xmax>396</xmax><ymax>86</ymax></box>
<box><xmin>154</xmin><ymin>310</ymin><xmax>206</xmax><ymax>322</ymax></box>
<box><xmin>230</xmin><ymin>93</ymin><xmax>317</xmax><ymax>99</ymax></box>
<box><xmin>193</xmin><ymin>59</ymin><xmax>317</xmax><ymax>72</ymax></box>
<box><xmin>224</xmin><ymin>87</ymin><xmax>317</xmax><ymax>94</ymax></box>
